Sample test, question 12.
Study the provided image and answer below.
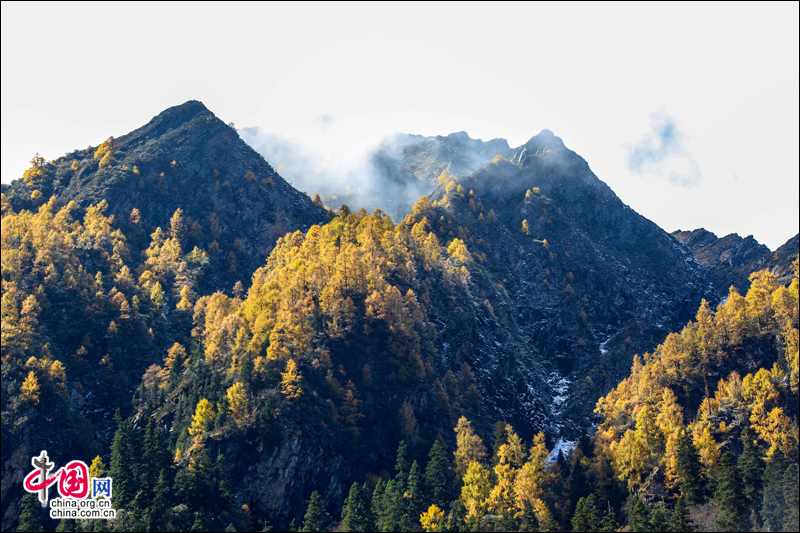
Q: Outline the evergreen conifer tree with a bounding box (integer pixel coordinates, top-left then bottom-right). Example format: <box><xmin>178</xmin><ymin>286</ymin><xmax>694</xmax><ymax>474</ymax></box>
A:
<box><xmin>342</xmin><ymin>482</ymin><xmax>374</xmax><ymax>532</ymax></box>
<box><xmin>302</xmin><ymin>491</ymin><xmax>327</xmax><ymax>532</ymax></box>
<box><xmin>715</xmin><ymin>451</ymin><xmax>745</xmax><ymax>532</ymax></box>
<box><xmin>425</xmin><ymin>437</ymin><xmax>453</xmax><ymax>509</ymax></box>
<box><xmin>371</xmin><ymin>479</ymin><xmax>385</xmax><ymax>530</ymax></box>
<box><xmin>783</xmin><ymin>463</ymin><xmax>799</xmax><ymax>532</ymax></box>
<box><xmin>408</xmin><ymin>460</ymin><xmax>425</xmax><ymax>525</ymax></box>
<box><xmin>110</xmin><ymin>409</ymin><xmax>139</xmax><ymax>509</ymax></box>
<box><xmin>395</xmin><ymin>440</ymin><xmax>410</xmax><ymax>485</ymax></box>
<box><xmin>676</xmin><ymin>430</ymin><xmax>707</xmax><ymax>504</ymax></box>
<box><xmin>667</xmin><ymin>495</ymin><xmax>694</xmax><ymax>532</ymax></box>
<box><xmin>738</xmin><ymin>427</ymin><xmax>765</xmax><ymax>513</ymax></box>
<box><xmin>650</xmin><ymin>506</ymin><xmax>668</xmax><ymax>532</ymax></box>
<box><xmin>628</xmin><ymin>499</ymin><xmax>652</xmax><ymax>532</ymax></box>
<box><xmin>572</xmin><ymin>494</ymin><xmax>602</xmax><ymax>532</ymax></box>
<box><xmin>17</xmin><ymin>494</ymin><xmax>43</xmax><ymax>532</ymax></box>
<box><xmin>761</xmin><ymin>449</ymin><xmax>789</xmax><ymax>532</ymax></box>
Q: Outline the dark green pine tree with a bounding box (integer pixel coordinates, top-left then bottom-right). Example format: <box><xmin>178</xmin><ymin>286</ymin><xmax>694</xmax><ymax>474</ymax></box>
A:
<box><xmin>715</xmin><ymin>451</ymin><xmax>745</xmax><ymax>532</ymax></box>
<box><xmin>650</xmin><ymin>506</ymin><xmax>668</xmax><ymax>532</ymax></box>
<box><xmin>239</xmin><ymin>352</ymin><xmax>254</xmax><ymax>390</ymax></box>
<box><xmin>371</xmin><ymin>479</ymin><xmax>386</xmax><ymax>530</ymax></box>
<box><xmin>395</xmin><ymin>440</ymin><xmax>409</xmax><ymax>486</ymax></box>
<box><xmin>225</xmin><ymin>523</ymin><xmax>237</xmax><ymax>532</ymax></box>
<box><xmin>628</xmin><ymin>499</ymin><xmax>652</xmax><ymax>532</ymax></box>
<box><xmin>571</xmin><ymin>494</ymin><xmax>602</xmax><ymax>532</ymax></box>
<box><xmin>667</xmin><ymin>495</ymin><xmax>694</xmax><ymax>532</ymax></box>
<box><xmin>676</xmin><ymin>430</ymin><xmax>708</xmax><ymax>504</ymax></box>
<box><xmin>407</xmin><ymin>460</ymin><xmax>425</xmax><ymax>526</ymax></box>
<box><xmin>109</xmin><ymin>408</ymin><xmax>139</xmax><ymax>509</ymax></box>
<box><xmin>761</xmin><ymin>449</ymin><xmax>789</xmax><ymax>532</ymax></box>
<box><xmin>141</xmin><ymin>419</ymin><xmax>169</xmax><ymax>499</ymax></box>
<box><xmin>289</xmin><ymin>517</ymin><xmax>299</xmax><ymax>532</ymax></box>
<box><xmin>17</xmin><ymin>493</ymin><xmax>44</xmax><ymax>532</ymax></box>
<box><xmin>577</xmin><ymin>421</ymin><xmax>593</xmax><ymax>459</ymax></box>
<box><xmin>557</xmin><ymin>449</ymin><xmax>569</xmax><ymax>479</ymax></box>
<box><xmin>215</xmin><ymin>453</ymin><xmax>232</xmax><ymax>508</ymax></box>
<box><xmin>146</xmin><ymin>469</ymin><xmax>171</xmax><ymax>531</ymax></box>
<box><xmin>568</xmin><ymin>453</ymin><xmax>591</xmax><ymax>517</ymax></box>
<box><xmin>302</xmin><ymin>490</ymin><xmax>327</xmax><ymax>532</ymax></box>
<box><xmin>341</xmin><ymin>482</ymin><xmax>374</xmax><ymax>532</ymax></box>
<box><xmin>380</xmin><ymin>479</ymin><xmax>406</xmax><ymax>532</ymax></box>
<box><xmin>782</xmin><ymin>463</ymin><xmax>799</xmax><ymax>532</ymax></box>
<box><xmin>425</xmin><ymin>437</ymin><xmax>453</xmax><ymax>509</ymax></box>
<box><xmin>738</xmin><ymin>427</ymin><xmax>765</xmax><ymax>528</ymax></box>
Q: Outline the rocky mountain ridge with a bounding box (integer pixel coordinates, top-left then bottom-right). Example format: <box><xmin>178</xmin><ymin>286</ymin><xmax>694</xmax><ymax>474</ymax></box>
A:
<box><xmin>672</xmin><ymin>228</ymin><xmax>799</xmax><ymax>295</ymax></box>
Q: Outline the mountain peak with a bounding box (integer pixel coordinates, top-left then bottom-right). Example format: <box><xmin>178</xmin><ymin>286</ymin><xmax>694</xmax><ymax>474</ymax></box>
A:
<box><xmin>522</xmin><ymin>129</ymin><xmax>565</xmax><ymax>151</ymax></box>
<box><xmin>126</xmin><ymin>100</ymin><xmax>216</xmax><ymax>141</ymax></box>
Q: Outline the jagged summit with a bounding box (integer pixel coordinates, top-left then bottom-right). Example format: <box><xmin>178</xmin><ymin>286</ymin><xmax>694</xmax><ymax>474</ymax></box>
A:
<box><xmin>673</xmin><ymin>228</ymin><xmax>798</xmax><ymax>294</ymax></box>
<box><xmin>521</xmin><ymin>128</ymin><xmax>566</xmax><ymax>152</ymax></box>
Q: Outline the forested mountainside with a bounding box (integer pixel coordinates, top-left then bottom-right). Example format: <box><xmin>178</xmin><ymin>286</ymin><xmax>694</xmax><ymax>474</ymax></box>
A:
<box><xmin>238</xmin><ymin>128</ymin><xmax>510</xmax><ymax>220</ymax></box>
<box><xmin>3</xmin><ymin>101</ymin><xmax>797</xmax><ymax>532</ymax></box>
<box><xmin>1</xmin><ymin>101</ymin><xmax>328</xmax><ymax>291</ymax></box>
<box><xmin>673</xmin><ymin>229</ymin><xmax>799</xmax><ymax>295</ymax></box>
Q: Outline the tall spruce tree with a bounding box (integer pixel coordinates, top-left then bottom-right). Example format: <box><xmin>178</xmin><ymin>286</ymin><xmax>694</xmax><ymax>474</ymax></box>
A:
<box><xmin>715</xmin><ymin>451</ymin><xmax>745</xmax><ymax>532</ymax></box>
<box><xmin>628</xmin><ymin>499</ymin><xmax>652</xmax><ymax>532</ymax></box>
<box><xmin>109</xmin><ymin>408</ymin><xmax>139</xmax><ymax>509</ymax></box>
<box><xmin>676</xmin><ymin>430</ymin><xmax>708</xmax><ymax>504</ymax></box>
<box><xmin>738</xmin><ymin>427</ymin><xmax>765</xmax><ymax>512</ymax></box>
<box><xmin>783</xmin><ymin>463</ymin><xmax>799</xmax><ymax>532</ymax></box>
<box><xmin>650</xmin><ymin>506</ymin><xmax>668</xmax><ymax>532</ymax></box>
<box><xmin>395</xmin><ymin>440</ymin><xmax>410</xmax><ymax>485</ymax></box>
<box><xmin>667</xmin><ymin>495</ymin><xmax>694</xmax><ymax>532</ymax></box>
<box><xmin>425</xmin><ymin>437</ymin><xmax>453</xmax><ymax>509</ymax></box>
<box><xmin>572</xmin><ymin>494</ymin><xmax>602</xmax><ymax>532</ymax></box>
<box><xmin>407</xmin><ymin>460</ymin><xmax>425</xmax><ymax>526</ymax></box>
<box><xmin>761</xmin><ymin>449</ymin><xmax>789</xmax><ymax>532</ymax></box>
<box><xmin>341</xmin><ymin>482</ymin><xmax>373</xmax><ymax>532</ymax></box>
<box><xmin>301</xmin><ymin>491</ymin><xmax>327</xmax><ymax>532</ymax></box>
<box><xmin>371</xmin><ymin>479</ymin><xmax>386</xmax><ymax>530</ymax></box>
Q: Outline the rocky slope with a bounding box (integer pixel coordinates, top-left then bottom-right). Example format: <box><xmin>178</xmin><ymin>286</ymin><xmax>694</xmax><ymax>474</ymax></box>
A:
<box><xmin>422</xmin><ymin>130</ymin><xmax>717</xmax><ymax>443</ymax></box>
<box><xmin>672</xmin><ymin>228</ymin><xmax>799</xmax><ymax>294</ymax></box>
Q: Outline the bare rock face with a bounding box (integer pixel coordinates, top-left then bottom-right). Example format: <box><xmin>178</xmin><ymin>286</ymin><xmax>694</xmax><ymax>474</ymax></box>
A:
<box><xmin>672</xmin><ymin>229</ymin><xmax>798</xmax><ymax>294</ymax></box>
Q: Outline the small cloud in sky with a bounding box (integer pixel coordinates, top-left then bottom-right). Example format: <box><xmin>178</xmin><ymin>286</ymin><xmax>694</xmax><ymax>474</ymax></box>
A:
<box><xmin>312</xmin><ymin>114</ymin><xmax>335</xmax><ymax>134</ymax></box>
<box><xmin>626</xmin><ymin>110</ymin><xmax>702</xmax><ymax>189</ymax></box>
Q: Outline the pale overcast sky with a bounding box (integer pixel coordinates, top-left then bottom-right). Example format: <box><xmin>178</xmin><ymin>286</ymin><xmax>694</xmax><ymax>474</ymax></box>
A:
<box><xmin>2</xmin><ymin>2</ymin><xmax>798</xmax><ymax>249</ymax></box>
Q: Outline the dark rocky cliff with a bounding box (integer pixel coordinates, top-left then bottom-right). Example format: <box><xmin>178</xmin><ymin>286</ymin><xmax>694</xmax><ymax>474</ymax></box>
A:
<box><xmin>672</xmin><ymin>228</ymin><xmax>799</xmax><ymax>294</ymax></box>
